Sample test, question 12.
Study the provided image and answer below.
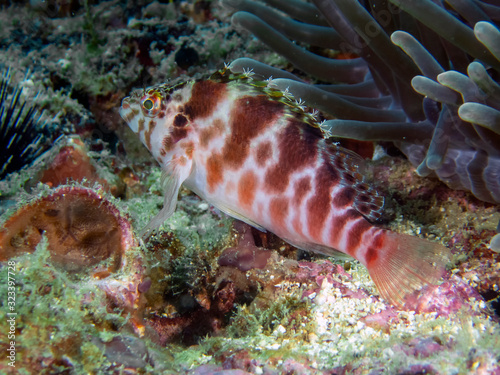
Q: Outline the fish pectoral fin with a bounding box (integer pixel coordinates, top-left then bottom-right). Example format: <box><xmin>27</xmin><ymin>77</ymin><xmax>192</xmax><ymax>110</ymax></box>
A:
<box><xmin>284</xmin><ymin>238</ymin><xmax>353</xmax><ymax>260</ymax></box>
<box><xmin>141</xmin><ymin>172</ymin><xmax>183</xmax><ymax>238</ymax></box>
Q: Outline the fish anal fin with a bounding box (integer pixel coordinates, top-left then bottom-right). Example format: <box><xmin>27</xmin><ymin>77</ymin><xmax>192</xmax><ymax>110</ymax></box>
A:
<box><xmin>283</xmin><ymin>238</ymin><xmax>353</xmax><ymax>260</ymax></box>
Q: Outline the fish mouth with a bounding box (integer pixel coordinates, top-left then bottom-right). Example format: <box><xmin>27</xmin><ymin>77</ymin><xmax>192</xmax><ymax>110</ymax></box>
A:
<box><xmin>118</xmin><ymin>97</ymin><xmax>131</xmax><ymax>119</ymax></box>
<box><xmin>118</xmin><ymin>96</ymin><xmax>142</xmax><ymax>133</ymax></box>
<box><xmin>120</xmin><ymin>96</ymin><xmax>130</xmax><ymax>108</ymax></box>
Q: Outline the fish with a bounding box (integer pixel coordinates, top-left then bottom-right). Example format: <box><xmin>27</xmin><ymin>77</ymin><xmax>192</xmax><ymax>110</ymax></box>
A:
<box><xmin>119</xmin><ymin>67</ymin><xmax>449</xmax><ymax>306</ymax></box>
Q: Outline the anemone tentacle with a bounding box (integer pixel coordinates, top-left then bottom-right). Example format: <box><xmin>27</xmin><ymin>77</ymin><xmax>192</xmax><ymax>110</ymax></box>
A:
<box><xmin>222</xmin><ymin>0</ymin><xmax>500</xmax><ymax>205</ymax></box>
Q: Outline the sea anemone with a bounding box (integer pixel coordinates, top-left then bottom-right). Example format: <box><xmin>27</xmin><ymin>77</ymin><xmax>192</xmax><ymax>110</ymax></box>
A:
<box><xmin>0</xmin><ymin>69</ymin><xmax>48</xmax><ymax>180</ymax></box>
<box><xmin>222</xmin><ymin>0</ymin><xmax>500</xmax><ymax>205</ymax></box>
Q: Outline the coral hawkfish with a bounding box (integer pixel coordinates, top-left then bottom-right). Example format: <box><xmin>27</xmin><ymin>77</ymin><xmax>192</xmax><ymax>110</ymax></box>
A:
<box><xmin>119</xmin><ymin>67</ymin><xmax>448</xmax><ymax>306</ymax></box>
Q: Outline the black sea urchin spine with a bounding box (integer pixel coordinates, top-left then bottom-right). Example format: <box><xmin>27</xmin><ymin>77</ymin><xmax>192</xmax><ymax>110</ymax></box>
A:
<box><xmin>0</xmin><ymin>69</ymin><xmax>46</xmax><ymax>180</ymax></box>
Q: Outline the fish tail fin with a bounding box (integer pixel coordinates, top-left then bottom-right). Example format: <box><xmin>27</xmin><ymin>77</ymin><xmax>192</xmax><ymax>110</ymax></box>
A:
<box><xmin>365</xmin><ymin>230</ymin><xmax>449</xmax><ymax>307</ymax></box>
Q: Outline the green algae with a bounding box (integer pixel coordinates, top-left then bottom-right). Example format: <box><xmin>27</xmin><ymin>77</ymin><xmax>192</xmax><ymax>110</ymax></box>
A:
<box><xmin>0</xmin><ymin>237</ymin><xmax>118</xmax><ymax>373</ymax></box>
<box><xmin>226</xmin><ymin>287</ymin><xmax>312</xmax><ymax>339</ymax></box>
<box><xmin>142</xmin><ymin>249</ymin><xmax>499</xmax><ymax>373</ymax></box>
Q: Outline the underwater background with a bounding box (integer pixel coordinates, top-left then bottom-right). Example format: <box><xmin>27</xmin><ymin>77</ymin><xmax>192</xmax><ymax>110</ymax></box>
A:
<box><xmin>0</xmin><ymin>0</ymin><xmax>499</xmax><ymax>374</ymax></box>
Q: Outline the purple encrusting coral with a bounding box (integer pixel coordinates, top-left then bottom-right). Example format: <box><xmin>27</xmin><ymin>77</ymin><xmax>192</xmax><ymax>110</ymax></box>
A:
<box><xmin>222</xmin><ymin>0</ymin><xmax>500</xmax><ymax>205</ymax></box>
<box><xmin>218</xmin><ymin>221</ymin><xmax>272</xmax><ymax>272</ymax></box>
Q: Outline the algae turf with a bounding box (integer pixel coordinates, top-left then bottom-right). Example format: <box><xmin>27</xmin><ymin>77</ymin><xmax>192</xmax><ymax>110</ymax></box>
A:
<box><xmin>0</xmin><ymin>236</ymin><xmax>174</xmax><ymax>374</ymax></box>
<box><xmin>0</xmin><ymin>237</ymin><xmax>116</xmax><ymax>373</ymax></box>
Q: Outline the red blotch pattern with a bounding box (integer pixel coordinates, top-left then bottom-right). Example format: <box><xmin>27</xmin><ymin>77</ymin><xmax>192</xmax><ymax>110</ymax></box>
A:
<box><xmin>365</xmin><ymin>232</ymin><xmax>384</xmax><ymax>266</ymax></box>
<box><xmin>333</xmin><ymin>187</ymin><xmax>356</xmax><ymax>208</ymax></box>
<box><xmin>165</xmin><ymin>128</ymin><xmax>188</xmax><ymax>152</ymax></box>
<box><xmin>144</xmin><ymin>120</ymin><xmax>155</xmax><ymax>150</ymax></box>
<box><xmin>137</xmin><ymin>118</ymin><xmax>145</xmax><ymax>133</ymax></box>
<box><xmin>307</xmin><ymin>163</ymin><xmax>337</xmax><ymax>242</ymax></box>
<box><xmin>294</xmin><ymin>177</ymin><xmax>311</xmax><ymax>205</ymax></box>
<box><xmin>255</xmin><ymin>141</ymin><xmax>272</xmax><ymax>166</ymax></box>
<box><xmin>199</xmin><ymin>118</ymin><xmax>224</xmax><ymax>148</ymax></box>
<box><xmin>292</xmin><ymin>216</ymin><xmax>304</xmax><ymax>238</ymax></box>
<box><xmin>163</xmin><ymin>136</ymin><xmax>173</xmax><ymax>153</ymax></box>
<box><xmin>183</xmin><ymin>80</ymin><xmax>227</xmax><ymax>120</ymax></box>
<box><xmin>224</xmin><ymin>96</ymin><xmax>282</xmax><ymax>169</ymax></box>
<box><xmin>174</xmin><ymin>114</ymin><xmax>188</xmax><ymax>127</ymax></box>
<box><xmin>238</xmin><ymin>171</ymin><xmax>258</xmax><ymax>210</ymax></box>
<box><xmin>347</xmin><ymin>219</ymin><xmax>373</xmax><ymax>256</ymax></box>
<box><xmin>182</xmin><ymin>142</ymin><xmax>194</xmax><ymax>159</ymax></box>
<box><xmin>206</xmin><ymin>154</ymin><xmax>224</xmax><ymax>192</ymax></box>
<box><xmin>265</xmin><ymin>120</ymin><xmax>318</xmax><ymax>193</ymax></box>
<box><xmin>330</xmin><ymin>209</ymin><xmax>360</xmax><ymax>249</ymax></box>
<box><xmin>205</xmin><ymin>95</ymin><xmax>283</xmax><ymax>192</ymax></box>
<box><xmin>269</xmin><ymin>197</ymin><xmax>289</xmax><ymax>229</ymax></box>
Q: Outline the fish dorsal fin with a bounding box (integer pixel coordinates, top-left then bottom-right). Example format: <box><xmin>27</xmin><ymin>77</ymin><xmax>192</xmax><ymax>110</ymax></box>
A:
<box><xmin>325</xmin><ymin>142</ymin><xmax>384</xmax><ymax>222</ymax></box>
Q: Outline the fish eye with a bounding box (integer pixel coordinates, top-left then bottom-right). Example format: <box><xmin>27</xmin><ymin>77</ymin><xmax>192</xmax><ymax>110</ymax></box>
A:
<box><xmin>143</xmin><ymin>98</ymin><xmax>154</xmax><ymax>111</ymax></box>
<box><xmin>140</xmin><ymin>93</ymin><xmax>161</xmax><ymax>117</ymax></box>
